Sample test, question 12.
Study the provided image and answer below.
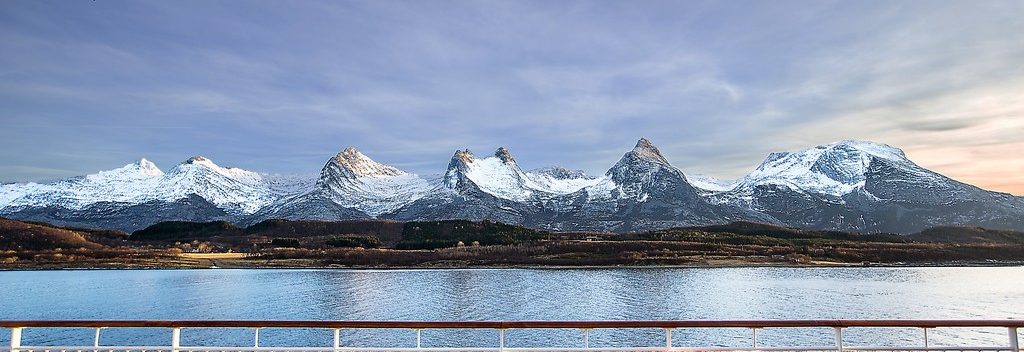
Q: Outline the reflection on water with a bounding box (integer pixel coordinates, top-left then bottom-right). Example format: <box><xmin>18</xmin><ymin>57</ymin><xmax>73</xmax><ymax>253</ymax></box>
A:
<box><xmin>0</xmin><ymin>267</ymin><xmax>1021</xmax><ymax>347</ymax></box>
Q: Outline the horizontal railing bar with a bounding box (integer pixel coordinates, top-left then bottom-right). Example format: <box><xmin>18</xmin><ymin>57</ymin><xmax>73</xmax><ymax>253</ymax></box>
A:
<box><xmin>844</xmin><ymin>348</ymin><xmax>1012</xmax><ymax>351</ymax></box>
<box><xmin>8</xmin><ymin>347</ymin><xmax>1015</xmax><ymax>351</ymax></box>
<box><xmin>1</xmin><ymin>348</ymin><xmax>1016</xmax><ymax>352</ymax></box>
<box><xmin>2</xmin><ymin>320</ymin><xmax>1023</xmax><ymax>329</ymax></box>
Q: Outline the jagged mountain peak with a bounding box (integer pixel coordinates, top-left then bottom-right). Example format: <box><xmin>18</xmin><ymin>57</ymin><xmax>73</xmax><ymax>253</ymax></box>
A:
<box><xmin>629</xmin><ymin>138</ymin><xmax>670</xmax><ymax>164</ymax></box>
<box><xmin>132</xmin><ymin>158</ymin><xmax>163</xmax><ymax>176</ymax></box>
<box><xmin>174</xmin><ymin>156</ymin><xmax>251</xmax><ymax>178</ymax></box>
<box><xmin>441</xmin><ymin>146</ymin><xmax>542</xmax><ymax>200</ymax></box>
<box><xmin>494</xmin><ymin>147</ymin><xmax>516</xmax><ymax>164</ymax></box>
<box><xmin>451</xmin><ymin>149</ymin><xmax>474</xmax><ymax>164</ymax></box>
<box><xmin>607</xmin><ymin>138</ymin><xmax>675</xmax><ymax>180</ymax></box>
<box><xmin>325</xmin><ymin>147</ymin><xmax>406</xmax><ymax>178</ymax></box>
<box><xmin>301</xmin><ymin>147</ymin><xmax>429</xmax><ymax>217</ymax></box>
<box><xmin>80</xmin><ymin>158</ymin><xmax>165</xmax><ymax>185</ymax></box>
<box><xmin>444</xmin><ymin>149</ymin><xmax>475</xmax><ymax>180</ymax></box>
<box><xmin>5</xmin><ymin>138</ymin><xmax>1023</xmax><ymax>234</ymax></box>
<box><xmin>174</xmin><ymin>156</ymin><xmax>233</xmax><ymax>175</ymax></box>
<box><xmin>183</xmin><ymin>155</ymin><xmax>213</xmax><ymax>165</ymax></box>
<box><xmin>447</xmin><ymin>147</ymin><xmax>519</xmax><ymax>167</ymax></box>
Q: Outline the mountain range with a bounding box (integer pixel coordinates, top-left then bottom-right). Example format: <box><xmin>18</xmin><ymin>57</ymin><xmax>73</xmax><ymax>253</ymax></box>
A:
<box><xmin>2</xmin><ymin>139</ymin><xmax>1022</xmax><ymax>233</ymax></box>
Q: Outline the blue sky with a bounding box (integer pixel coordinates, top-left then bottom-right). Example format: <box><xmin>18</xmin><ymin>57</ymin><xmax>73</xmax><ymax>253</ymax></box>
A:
<box><xmin>1</xmin><ymin>0</ymin><xmax>1022</xmax><ymax>194</ymax></box>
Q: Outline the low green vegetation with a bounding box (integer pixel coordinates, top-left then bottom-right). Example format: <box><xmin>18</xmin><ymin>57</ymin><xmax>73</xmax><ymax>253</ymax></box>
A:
<box><xmin>245</xmin><ymin>219</ymin><xmax>403</xmax><ymax>242</ymax></box>
<box><xmin>129</xmin><ymin>221</ymin><xmax>240</xmax><ymax>241</ymax></box>
<box><xmin>325</xmin><ymin>235</ymin><xmax>382</xmax><ymax>248</ymax></box>
<box><xmin>270</xmin><ymin>238</ymin><xmax>301</xmax><ymax>248</ymax></box>
<box><xmin>909</xmin><ymin>226</ymin><xmax>1024</xmax><ymax>244</ymax></box>
<box><xmin>396</xmin><ymin>220</ymin><xmax>547</xmax><ymax>249</ymax></box>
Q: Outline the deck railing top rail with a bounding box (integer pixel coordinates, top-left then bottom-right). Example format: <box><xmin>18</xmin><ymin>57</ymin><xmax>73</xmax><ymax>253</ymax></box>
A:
<box><xmin>2</xmin><ymin>319</ymin><xmax>1023</xmax><ymax>329</ymax></box>
<box><xmin>3</xmin><ymin>319</ymin><xmax>1020</xmax><ymax>352</ymax></box>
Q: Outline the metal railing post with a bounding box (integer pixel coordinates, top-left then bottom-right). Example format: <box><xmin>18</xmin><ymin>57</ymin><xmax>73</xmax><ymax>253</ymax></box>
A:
<box><xmin>834</xmin><ymin>327</ymin><xmax>843</xmax><ymax>352</ymax></box>
<box><xmin>1010</xmin><ymin>327</ymin><xmax>1020</xmax><ymax>352</ymax></box>
<box><xmin>665</xmin><ymin>328</ymin><xmax>673</xmax><ymax>350</ymax></box>
<box><xmin>93</xmin><ymin>327</ymin><xmax>103</xmax><ymax>348</ymax></box>
<box><xmin>923</xmin><ymin>328</ymin><xmax>929</xmax><ymax>349</ymax></box>
<box><xmin>333</xmin><ymin>328</ymin><xmax>341</xmax><ymax>351</ymax></box>
<box><xmin>751</xmin><ymin>328</ymin><xmax>757</xmax><ymax>349</ymax></box>
<box><xmin>581</xmin><ymin>328</ymin><xmax>590</xmax><ymax>349</ymax></box>
<box><xmin>498</xmin><ymin>329</ymin><xmax>505</xmax><ymax>352</ymax></box>
<box><xmin>10</xmin><ymin>327</ymin><xmax>22</xmax><ymax>352</ymax></box>
<box><xmin>415</xmin><ymin>329</ymin><xmax>422</xmax><ymax>349</ymax></box>
<box><xmin>254</xmin><ymin>327</ymin><xmax>260</xmax><ymax>348</ymax></box>
<box><xmin>170</xmin><ymin>327</ymin><xmax>180</xmax><ymax>352</ymax></box>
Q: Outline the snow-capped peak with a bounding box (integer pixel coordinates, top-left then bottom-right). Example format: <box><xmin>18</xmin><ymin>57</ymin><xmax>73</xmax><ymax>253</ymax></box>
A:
<box><xmin>136</xmin><ymin>158</ymin><xmax>163</xmax><ymax>176</ymax></box>
<box><xmin>606</xmin><ymin>138</ymin><xmax>677</xmax><ymax>181</ymax></box>
<box><xmin>86</xmin><ymin>158</ymin><xmax>165</xmax><ymax>181</ymax></box>
<box><xmin>494</xmin><ymin>147</ymin><xmax>516</xmax><ymax>164</ymax></box>
<box><xmin>172</xmin><ymin>156</ymin><xmax>264</xmax><ymax>184</ymax></box>
<box><xmin>631</xmin><ymin>138</ymin><xmax>670</xmax><ymax>164</ymax></box>
<box><xmin>443</xmin><ymin>147</ymin><xmax>547</xmax><ymax>201</ymax></box>
<box><xmin>81</xmin><ymin>158</ymin><xmax>165</xmax><ymax>188</ymax></box>
<box><xmin>182</xmin><ymin>156</ymin><xmax>218</xmax><ymax>168</ymax></box>
<box><xmin>156</xmin><ymin>156</ymin><xmax>280</xmax><ymax>213</ymax></box>
<box><xmin>326</xmin><ymin>147</ymin><xmax>407</xmax><ymax>178</ymax></box>
<box><xmin>443</xmin><ymin>149</ymin><xmax>474</xmax><ymax>187</ymax></box>
<box><xmin>450</xmin><ymin>149</ymin><xmax>474</xmax><ymax>166</ymax></box>
<box><xmin>736</xmin><ymin>140</ymin><xmax>911</xmax><ymax>197</ymax></box>
<box><xmin>1</xmin><ymin>155</ymin><xmax>288</xmax><ymax>214</ymax></box>
<box><xmin>831</xmin><ymin>140</ymin><xmax>907</xmax><ymax>160</ymax></box>
<box><xmin>311</xmin><ymin>147</ymin><xmax>430</xmax><ymax>216</ymax></box>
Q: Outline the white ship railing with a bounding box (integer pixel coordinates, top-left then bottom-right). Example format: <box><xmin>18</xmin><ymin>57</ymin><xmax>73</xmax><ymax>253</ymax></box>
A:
<box><xmin>1</xmin><ymin>320</ymin><xmax>1020</xmax><ymax>352</ymax></box>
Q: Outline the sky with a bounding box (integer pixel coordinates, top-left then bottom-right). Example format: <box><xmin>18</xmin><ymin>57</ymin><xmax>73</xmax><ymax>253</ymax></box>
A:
<box><xmin>1</xmin><ymin>0</ymin><xmax>1022</xmax><ymax>195</ymax></box>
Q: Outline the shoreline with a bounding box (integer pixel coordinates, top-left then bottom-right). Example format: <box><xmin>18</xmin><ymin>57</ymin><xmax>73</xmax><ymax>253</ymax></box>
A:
<box><xmin>4</xmin><ymin>259</ymin><xmax>1023</xmax><ymax>271</ymax></box>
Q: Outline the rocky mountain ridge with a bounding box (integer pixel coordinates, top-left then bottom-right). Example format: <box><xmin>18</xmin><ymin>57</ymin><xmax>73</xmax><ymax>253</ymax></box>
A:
<box><xmin>2</xmin><ymin>139</ymin><xmax>1021</xmax><ymax>233</ymax></box>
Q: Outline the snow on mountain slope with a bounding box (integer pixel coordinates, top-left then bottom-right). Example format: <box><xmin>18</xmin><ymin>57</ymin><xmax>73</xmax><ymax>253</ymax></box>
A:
<box><xmin>685</xmin><ymin>173</ymin><xmax>737</xmax><ymax>192</ymax></box>
<box><xmin>383</xmin><ymin>148</ymin><xmax>548</xmax><ymax>225</ymax></box>
<box><xmin>586</xmin><ymin>138</ymin><xmax>686</xmax><ymax>201</ymax></box>
<box><xmin>0</xmin><ymin>157</ymin><xmax>312</xmax><ymax>215</ymax></box>
<box><xmin>150</xmin><ymin>157</ymin><xmax>281</xmax><ymax>214</ymax></box>
<box><xmin>313</xmin><ymin>147</ymin><xmax>433</xmax><ymax>216</ymax></box>
<box><xmin>525</xmin><ymin>166</ymin><xmax>603</xmax><ymax>194</ymax></box>
<box><xmin>441</xmin><ymin>147</ymin><xmax>599</xmax><ymax>200</ymax></box>
<box><xmin>535</xmin><ymin>138</ymin><xmax>767</xmax><ymax>232</ymax></box>
<box><xmin>258</xmin><ymin>173</ymin><xmax>317</xmax><ymax>195</ymax></box>
<box><xmin>713</xmin><ymin>140</ymin><xmax>1024</xmax><ymax>232</ymax></box>
<box><xmin>6</xmin><ymin>139</ymin><xmax>1023</xmax><ymax>234</ymax></box>
<box><xmin>0</xmin><ymin>159</ymin><xmax>165</xmax><ymax>210</ymax></box>
<box><xmin>731</xmin><ymin>140</ymin><xmax>931</xmax><ymax>197</ymax></box>
<box><xmin>443</xmin><ymin>148</ymin><xmax>537</xmax><ymax>201</ymax></box>
<box><xmin>170</xmin><ymin>156</ymin><xmax>316</xmax><ymax>195</ymax></box>
<box><xmin>324</xmin><ymin>147</ymin><xmax>407</xmax><ymax>178</ymax></box>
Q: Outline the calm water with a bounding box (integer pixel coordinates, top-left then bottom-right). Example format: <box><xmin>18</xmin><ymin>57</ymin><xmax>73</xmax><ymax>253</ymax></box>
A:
<box><xmin>1</xmin><ymin>267</ymin><xmax>1022</xmax><ymax>348</ymax></box>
